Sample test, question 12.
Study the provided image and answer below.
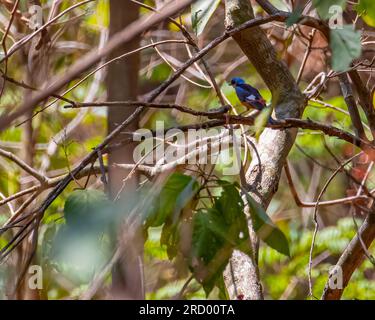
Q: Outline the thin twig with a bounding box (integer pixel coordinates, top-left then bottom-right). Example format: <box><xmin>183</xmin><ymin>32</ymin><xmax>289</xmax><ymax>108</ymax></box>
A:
<box><xmin>284</xmin><ymin>161</ymin><xmax>369</xmax><ymax>208</ymax></box>
<box><xmin>308</xmin><ymin>153</ymin><xmax>361</xmax><ymax>298</ymax></box>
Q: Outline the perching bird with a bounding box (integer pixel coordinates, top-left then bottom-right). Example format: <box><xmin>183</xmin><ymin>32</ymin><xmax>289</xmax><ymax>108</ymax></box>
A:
<box><xmin>229</xmin><ymin>77</ymin><xmax>267</xmax><ymax>111</ymax></box>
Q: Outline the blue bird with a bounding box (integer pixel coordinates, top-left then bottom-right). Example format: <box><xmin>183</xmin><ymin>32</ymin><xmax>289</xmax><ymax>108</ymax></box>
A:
<box><xmin>229</xmin><ymin>77</ymin><xmax>267</xmax><ymax>111</ymax></box>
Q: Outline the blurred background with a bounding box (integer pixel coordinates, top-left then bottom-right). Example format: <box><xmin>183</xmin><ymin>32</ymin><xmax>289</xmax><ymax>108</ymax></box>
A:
<box><xmin>0</xmin><ymin>0</ymin><xmax>374</xmax><ymax>300</ymax></box>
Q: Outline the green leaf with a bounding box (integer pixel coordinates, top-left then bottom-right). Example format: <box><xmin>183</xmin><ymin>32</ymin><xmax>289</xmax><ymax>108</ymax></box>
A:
<box><xmin>190</xmin><ymin>182</ymin><xmax>252</xmax><ymax>296</ymax></box>
<box><xmin>160</xmin><ymin>219</ymin><xmax>179</xmax><ymax>259</ymax></box>
<box><xmin>286</xmin><ymin>7</ymin><xmax>302</xmax><ymax>27</ymax></box>
<box><xmin>217</xmin><ymin>274</ymin><xmax>230</xmax><ymax>300</ymax></box>
<box><xmin>191</xmin><ymin>0</ymin><xmax>221</xmax><ymax>36</ymax></box>
<box><xmin>246</xmin><ymin>194</ymin><xmax>290</xmax><ymax>257</ymax></box>
<box><xmin>147</xmin><ymin>173</ymin><xmax>200</xmax><ymax>227</ymax></box>
<box><xmin>51</xmin><ymin>224</ymin><xmax>111</xmax><ymax>284</ymax></box>
<box><xmin>192</xmin><ymin>209</ymin><xmax>225</xmax><ymax>264</ymax></box>
<box><xmin>214</xmin><ymin>181</ymin><xmax>250</xmax><ymax>251</ymax></box>
<box><xmin>191</xmin><ymin>208</ymin><xmax>229</xmax><ymax>295</ymax></box>
<box><xmin>64</xmin><ymin>189</ymin><xmax>109</xmax><ymax>227</ymax></box>
<box><xmin>54</xmin><ymin>190</ymin><xmax>112</xmax><ymax>284</ymax></box>
<box><xmin>355</xmin><ymin>0</ymin><xmax>375</xmax><ymax>27</ymax></box>
<box><xmin>330</xmin><ymin>25</ymin><xmax>362</xmax><ymax>72</ymax></box>
<box><xmin>313</xmin><ymin>0</ymin><xmax>347</xmax><ymax>19</ymax></box>
<box><xmin>215</xmin><ymin>180</ymin><xmax>243</xmax><ymax>225</ymax></box>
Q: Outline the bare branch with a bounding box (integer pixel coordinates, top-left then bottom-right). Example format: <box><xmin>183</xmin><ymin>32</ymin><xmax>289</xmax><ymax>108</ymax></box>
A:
<box><xmin>0</xmin><ymin>148</ymin><xmax>47</xmax><ymax>183</ymax></box>
<box><xmin>284</xmin><ymin>161</ymin><xmax>369</xmax><ymax>208</ymax></box>
<box><xmin>321</xmin><ymin>211</ymin><xmax>375</xmax><ymax>300</ymax></box>
<box><xmin>64</xmin><ymin>101</ymin><xmax>230</xmax><ymax>117</ymax></box>
<box><xmin>338</xmin><ymin>73</ymin><xmax>367</xmax><ymax>141</ymax></box>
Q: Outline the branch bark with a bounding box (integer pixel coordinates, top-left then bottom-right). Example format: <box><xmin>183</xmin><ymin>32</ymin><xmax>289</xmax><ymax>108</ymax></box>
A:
<box><xmin>338</xmin><ymin>73</ymin><xmax>366</xmax><ymax>140</ymax></box>
<box><xmin>321</xmin><ymin>210</ymin><xmax>375</xmax><ymax>300</ymax></box>
<box><xmin>348</xmin><ymin>70</ymin><xmax>375</xmax><ymax>136</ymax></box>
<box><xmin>223</xmin><ymin>0</ymin><xmax>305</xmax><ymax>300</ymax></box>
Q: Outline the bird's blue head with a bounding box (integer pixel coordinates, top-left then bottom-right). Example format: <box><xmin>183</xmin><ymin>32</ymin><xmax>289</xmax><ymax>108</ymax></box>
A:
<box><xmin>229</xmin><ymin>77</ymin><xmax>245</xmax><ymax>87</ymax></box>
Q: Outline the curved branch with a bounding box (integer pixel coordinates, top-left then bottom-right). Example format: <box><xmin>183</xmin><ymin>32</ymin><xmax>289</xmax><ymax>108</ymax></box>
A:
<box><xmin>321</xmin><ymin>211</ymin><xmax>375</xmax><ymax>300</ymax></box>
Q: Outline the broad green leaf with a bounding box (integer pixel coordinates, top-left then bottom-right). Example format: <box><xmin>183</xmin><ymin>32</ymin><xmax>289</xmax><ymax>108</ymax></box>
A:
<box><xmin>286</xmin><ymin>7</ymin><xmax>302</xmax><ymax>27</ymax></box>
<box><xmin>217</xmin><ymin>274</ymin><xmax>230</xmax><ymax>300</ymax></box>
<box><xmin>330</xmin><ymin>25</ymin><xmax>362</xmax><ymax>72</ymax></box>
<box><xmin>356</xmin><ymin>0</ymin><xmax>375</xmax><ymax>27</ymax></box>
<box><xmin>51</xmin><ymin>225</ymin><xmax>111</xmax><ymax>284</ymax></box>
<box><xmin>214</xmin><ymin>181</ymin><xmax>250</xmax><ymax>252</ymax></box>
<box><xmin>313</xmin><ymin>0</ymin><xmax>346</xmax><ymax>19</ymax></box>
<box><xmin>215</xmin><ymin>180</ymin><xmax>243</xmax><ymax>225</ymax></box>
<box><xmin>147</xmin><ymin>173</ymin><xmax>199</xmax><ymax>227</ymax></box>
<box><xmin>191</xmin><ymin>209</ymin><xmax>229</xmax><ymax>295</ymax></box>
<box><xmin>160</xmin><ymin>219</ymin><xmax>179</xmax><ymax>259</ymax></box>
<box><xmin>246</xmin><ymin>194</ymin><xmax>290</xmax><ymax>257</ymax></box>
<box><xmin>190</xmin><ymin>182</ymin><xmax>252</xmax><ymax>296</ymax></box>
<box><xmin>55</xmin><ymin>190</ymin><xmax>112</xmax><ymax>284</ymax></box>
<box><xmin>192</xmin><ymin>209</ymin><xmax>225</xmax><ymax>264</ymax></box>
<box><xmin>191</xmin><ymin>0</ymin><xmax>221</xmax><ymax>36</ymax></box>
<box><xmin>64</xmin><ymin>189</ymin><xmax>109</xmax><ymax>227</ymax></box>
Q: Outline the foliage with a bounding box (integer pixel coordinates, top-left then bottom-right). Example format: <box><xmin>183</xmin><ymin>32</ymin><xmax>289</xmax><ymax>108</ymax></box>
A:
<box><xmin>246</xmin><ymin>194</ymin><xmax>290</xmax><ymax>257</ymax></box>
<box><xmin>313</xmin><ymin>0</ymin><xmax>347</xmax><ymax>19</ymax></box>
<box><xmin>260</xmin><ymin>218</ymin><xmax>375</xmax><ymax>299</ymax></box>
<box><xmin>141</xmin><ymin>173</ymin><xmax>289</xmax><ymax>296</ymax></box>
<box><xmin>330</xmin><ymin>26</ymin><xmax>362</xmax><ymax>72</ymax></box>
<box><xmin>191</xmin><ymin>0</ymin><xmax>221</xmax><ymax>36</ymax></box>
<box><xmin>355</xmin><ymin>0</ymin><xmax>375</xmax><ymax>27</ymax></box>
<box><xmin>50</xmin><ymin>190</ymin><xmax>113</xmax><ymax>284</ymax></box>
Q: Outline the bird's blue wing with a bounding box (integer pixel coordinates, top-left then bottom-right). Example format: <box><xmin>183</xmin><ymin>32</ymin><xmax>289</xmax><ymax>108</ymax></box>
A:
<box><xmin>237</xmin><ymin>83</ymin><xmax>263</xmax><ymax>100</ymax></box>
<box><xmin>235</xmin><ymin>83</ymin><xmax>266</xmax><ymax>110</ymax></box>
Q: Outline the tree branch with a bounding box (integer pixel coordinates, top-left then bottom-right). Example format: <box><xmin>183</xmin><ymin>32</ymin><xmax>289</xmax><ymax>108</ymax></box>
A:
<box><xmin>64</xmin><ymin>101</ymin><xmax>230</xmax><ymax>116</ymax></box>
<box><xmin>284</xmin><ymin>161</ymin><xmax>369</xmax><ymax>208</ymax></box>
<box><xmin>321</xmin><ymin>211</ymin><xmax>375</xmax><ymax>300</ymax></box>
<box><xmin>348</xmin><ymin>70</ymin><xmax>375</xmax><ymax>136</ymax></box>
<box><xmin>0</xmin><ymin>147</ymin><xmax>47</xmax><ymax>183</ymax></box>
<box><xmin>223</xmin><ymin>0</ymin><xmax>305</xmax><ymax>300</ymax></box>
<box><xmin>338</xmin><ymin>73</ymin><xmax>367</xmax><ymax>141</ymax></box>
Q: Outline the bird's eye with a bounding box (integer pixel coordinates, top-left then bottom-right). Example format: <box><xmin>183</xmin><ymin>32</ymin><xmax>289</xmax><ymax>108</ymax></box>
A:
<box><xmin>231</xmin><ymin>80</ymin><xmax>235</xmax><ymax>85</ymax></box>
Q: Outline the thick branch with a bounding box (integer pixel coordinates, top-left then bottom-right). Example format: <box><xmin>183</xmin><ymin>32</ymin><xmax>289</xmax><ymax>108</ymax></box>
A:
<box><xmin>68</xmin><ymin>99</ymin><xmax>370</xmax><ymax>152</ymax></box>
<box><xmin>348</xmin><ymin>70</ymin><xmax>375</xmax><ymax>135</ymax></box>
<box><xmin>338</xmin><ymin>74</ymin><xmax>366</xmax><ymax>140</ymax></box>
<box><xmin>321</xmin><ymin>211</ymin><xmax>375</xmax><ymax>300</ymax></box>
<box><xmin>223</xmin><ymin>0</ymin><xmax>305</xmax><ymax>300</ymax></box>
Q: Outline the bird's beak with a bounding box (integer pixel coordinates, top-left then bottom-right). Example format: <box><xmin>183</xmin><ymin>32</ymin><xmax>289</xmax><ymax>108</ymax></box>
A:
<box><xmin>227</xmin><ymin>82</ymin><xmax>233</xmax><ymax>87</ymax></box>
